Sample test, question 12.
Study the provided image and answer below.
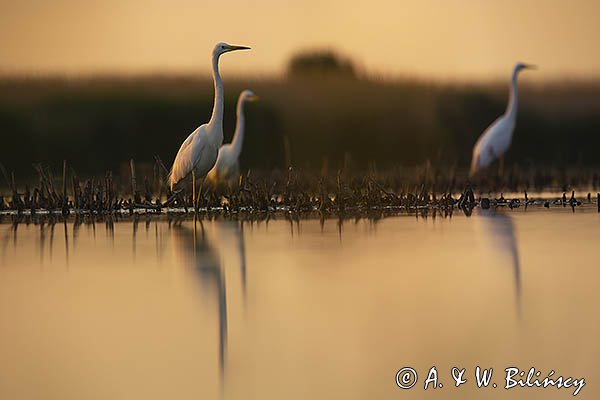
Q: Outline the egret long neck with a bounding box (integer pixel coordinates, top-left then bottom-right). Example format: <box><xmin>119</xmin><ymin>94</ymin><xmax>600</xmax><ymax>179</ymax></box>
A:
<box><xmin>230</xmin><ymin>96</ymin><xmax>246</xmax><ymax>157</ymax></box>
<box><xmin>505</xmin><ymin>70</ymin><xmax>519</xmax><ymax>120</ymax></box>
<box><xmin>208</xmin><ymin>53</ymin><xmax>224</xmax><ymax>144</ymax></box>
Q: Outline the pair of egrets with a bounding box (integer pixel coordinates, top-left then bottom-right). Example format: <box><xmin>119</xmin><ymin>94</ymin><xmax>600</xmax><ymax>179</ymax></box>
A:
<box><xmin>168</xmin><ymin>42</ymin><xmax>256</xmax><ymax>208</ymax></box>
<box><xmin>168</xmin><ymin>42</ymin><xmax>535</xmax><ymax>202</ymax></box>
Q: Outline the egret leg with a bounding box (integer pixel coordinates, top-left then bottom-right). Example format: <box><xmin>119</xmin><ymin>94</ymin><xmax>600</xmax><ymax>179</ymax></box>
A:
<box><xmin>192</xmin><ymin>171</ymin><xmax>197</xmax><ymax>217</ymax></box>
<box><xmin>195</xmin><ymin>176</ymin><xmax>206</xmax><ymax>214</ymax></box>
<box><xmin>498</xmin><ymin>156</ymin><xmax>505</xmax><ymax>179</ymax></box>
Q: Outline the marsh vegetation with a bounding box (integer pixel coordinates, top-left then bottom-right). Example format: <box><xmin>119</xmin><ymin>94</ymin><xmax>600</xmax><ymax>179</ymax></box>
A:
<box><xmin>1</xmin><ymin>73</ymin><xmax>600</xmax><ymax>176</ymax></box>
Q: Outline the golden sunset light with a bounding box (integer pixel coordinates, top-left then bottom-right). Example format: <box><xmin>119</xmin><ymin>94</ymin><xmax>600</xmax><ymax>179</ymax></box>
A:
<box><xmin>1</xmin><ymin>0</ymin><xmax>600</xmax><ymax>79</ymax></box>
<box><xmin>1</xmin><ymin>2</ymin><xmax>600</xmax><ymax>399</ymax></box>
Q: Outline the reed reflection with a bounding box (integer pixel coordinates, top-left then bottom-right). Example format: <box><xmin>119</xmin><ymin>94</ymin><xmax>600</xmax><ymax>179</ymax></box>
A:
<box><xmin>477</xmin><ymin>210</ymin><xmax>521</xmax><ymax>316</ymax></box>
<box><xmin>39</xmin><ymin>220</ymin><xmax>45</xmax><ymax>265</ymax></box>
<box><xmin>132</xmin><ymin>215</ymin><xmax>139</xmax><ymax>261</ymax></box>
<box><xmin>0</xmin><ymin>224</ymin><xmax>12</xmax><ymax>263</ymax></box>
<box><xmin>63</xmin><ymin>219</ymin><xmax>69</xmax><ymax>266</ymax></box>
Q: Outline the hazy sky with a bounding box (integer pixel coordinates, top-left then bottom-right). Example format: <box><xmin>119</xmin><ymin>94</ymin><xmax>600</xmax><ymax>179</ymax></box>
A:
<box><xmin>1</xmin><ymin>0</ymin><xmax>599</xmax><ymax>80</ymax></box>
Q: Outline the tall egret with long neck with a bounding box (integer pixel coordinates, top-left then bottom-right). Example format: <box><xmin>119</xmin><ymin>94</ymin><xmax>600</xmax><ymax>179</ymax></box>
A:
<box><xmin>169</xmin><ymin>42</ymin><xmax>250</xmax><ymax>206</ymax></box>
<box><xmin>207</xmin><ymin>90</ymin><xmax>259</xmax><ymax>184</ymax></box>
<box><xmin>469</xmin><ymin>62</ymin><xmax>536</xmax><ymax>176</ymax></box>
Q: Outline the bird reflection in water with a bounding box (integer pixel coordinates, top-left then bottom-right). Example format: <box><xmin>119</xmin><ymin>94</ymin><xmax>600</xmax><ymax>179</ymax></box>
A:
<box><xmin>477</xmin><ymin>210</ymin><xmax>522</xmax><ymax>316</ymax></box>
<box><xmin>216</xmin><ymin>221</ymin><xmax>247</xmax><ymax>301</ymax></box>
<box><xmin>172</xmin><ymin>219</ymin><xmax>230</xmax><ymax>380</ymax></box>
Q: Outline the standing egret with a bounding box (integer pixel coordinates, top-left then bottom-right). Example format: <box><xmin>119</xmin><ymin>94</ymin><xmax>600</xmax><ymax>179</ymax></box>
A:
<box><xmin>169</xmin><ymin>42</ymin><xmax>250</xmax><ymax>209</ymax></box>
<box><xmin>207</xmin><ymin>90</ymin><xmax>259</xmax><ymax>185</ymax></box>
<box><xmin>469</xmin><ymin>62</ymin><xmax>536</xmax><ymax>177</ymax></box>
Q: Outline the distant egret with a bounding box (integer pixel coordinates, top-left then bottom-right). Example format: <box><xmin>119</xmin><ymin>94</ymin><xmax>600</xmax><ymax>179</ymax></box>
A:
<box><xmin>169</xmin><ymin>42</ymin><xmax>250</xmax><ymax>208</ymax></box>
<box><xmin>207</xmin><ymin>90</ymin><xmax>259</xmax><ymax>185</ymax></box>
<box><xmin>469</xmin><ymin>62</ymin><xmax>536</xmax><ymax>177</ymax></box>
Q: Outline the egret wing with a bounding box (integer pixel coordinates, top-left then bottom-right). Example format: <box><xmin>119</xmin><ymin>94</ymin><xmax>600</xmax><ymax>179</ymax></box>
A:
<box><xmin>471</xmin><ymin>115</ymin><xmax>506</xmax><ymax>172</ymax></box>
<box><xmin>169</xmin><ymin>126</ymin><xmax>206</xmax><ymax>188</ymax></box>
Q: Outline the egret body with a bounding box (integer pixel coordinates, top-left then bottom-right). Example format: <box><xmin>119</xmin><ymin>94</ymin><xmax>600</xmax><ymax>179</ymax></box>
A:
<box><xmin>469</xmin><ymin>62</ymin><xmax>536</xmax><ymax>176</ymax></box>
<box><xmin>169</xmin><ymin>42</ymin><xmax>250</xmax><ymax>197</ymax></box>
<box><xmin>207</xmin><ymin>90</ymin><xmax>259</xmax><ymax>185</ymax></box>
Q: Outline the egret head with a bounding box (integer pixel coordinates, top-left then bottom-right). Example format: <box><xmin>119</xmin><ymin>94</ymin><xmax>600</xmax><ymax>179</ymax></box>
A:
<box><xmin>515</xmin><ymin>62</ymin><xmax>537</xmax><ymax>73</ymax></box>
<box><xmin>213</xmin><ymin>42</ymin><xmax>251</xmax><ymax>57</ymax></box>
<box><xmin>240</xmin><ymin>90</ymin><xmax>260</xmax><ymax>102</ymax></box>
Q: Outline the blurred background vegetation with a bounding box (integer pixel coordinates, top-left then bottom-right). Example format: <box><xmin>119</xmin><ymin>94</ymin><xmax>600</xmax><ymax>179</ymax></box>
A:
<box><xmin>1</xmin><ymin>50</ymin><xmax>600</xmax><ymax>179</ymax></box>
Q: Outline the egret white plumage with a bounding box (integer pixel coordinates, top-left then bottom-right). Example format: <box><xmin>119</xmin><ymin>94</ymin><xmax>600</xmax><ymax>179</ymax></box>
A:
<box><xmin>207</xmin><ymin>90</ymin><xmax>259</xmax><ymax>185</ymax></box>
<box><xmin>168</xmin><ymin>42</ymin><xmax>250</xmax><ymax>204</ymax></box>
<box><xmin>469</xmin><ymin>62</ymin><xmax>536</xmax><ymax>176</ymax></box>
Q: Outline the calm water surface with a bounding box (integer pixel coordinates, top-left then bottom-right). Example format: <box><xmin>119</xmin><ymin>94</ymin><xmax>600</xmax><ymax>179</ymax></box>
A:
<box><xmin>0</xmin><ymin>208</ymin><xmax>599</xmax><ymax>399</ymax></box>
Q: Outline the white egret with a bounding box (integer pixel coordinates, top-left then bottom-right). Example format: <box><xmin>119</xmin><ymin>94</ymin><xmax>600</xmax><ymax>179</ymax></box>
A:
<box><xmin>469</xmin><ymin>62</ymin><xmax>536</xmax><ymax>177</ymax></box>
<box><xmin>207</xmin><ymin>90</ymin><xmax>259</xmax><ymax>185</ymax></box>
<box><xmin>169</xmin><ymin>42</ymin><xmax>250</xmax><ymax>208</ymax></box>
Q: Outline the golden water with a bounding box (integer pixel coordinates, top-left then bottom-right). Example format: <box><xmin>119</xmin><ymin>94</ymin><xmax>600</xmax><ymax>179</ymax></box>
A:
<box><xmin>0</xmin><ymin>208</ymin><xmax>598</xmax><ymax>399</ymax></box>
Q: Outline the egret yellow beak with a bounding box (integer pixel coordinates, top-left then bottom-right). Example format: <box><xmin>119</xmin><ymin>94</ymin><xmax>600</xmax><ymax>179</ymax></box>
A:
<box><xmin>524</xmin><ymin>64</ymin><xmax>538</xmax><ymax>70</ymax></box>
<box><xmin>249</xmin><ymin>95</ymin><xmax>260</xmax><ymax>102</ymax></box>
<box><xmin>224</xmin><ymin>45</ymin><xmax>251</xmax><ymax>52</ymax></box>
